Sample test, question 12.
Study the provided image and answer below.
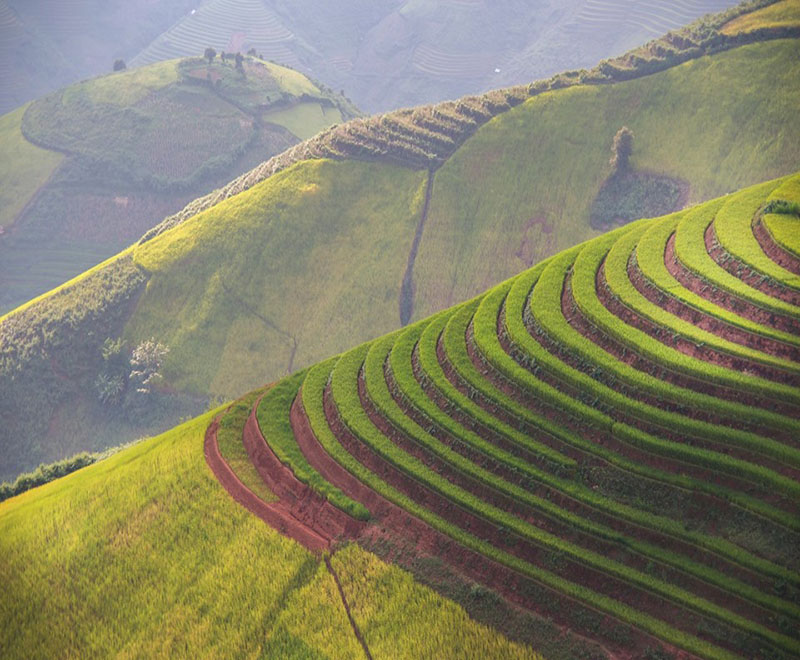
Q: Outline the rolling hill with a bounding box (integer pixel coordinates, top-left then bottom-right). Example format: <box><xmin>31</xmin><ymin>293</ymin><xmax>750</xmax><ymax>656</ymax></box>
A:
<box><xmin>1</xmin><ymin>1</ymin><xmax>799</xmax><ymax>484</ymax></box>
<box><xmin>2</xmin><ymin>171</ymin><xmax>798</xmax><ymax>659</ymax></box>
<box><xmin>0</xmin><ymin>54</ymin><xmax>356</xmax><ymax>313</ymax></box>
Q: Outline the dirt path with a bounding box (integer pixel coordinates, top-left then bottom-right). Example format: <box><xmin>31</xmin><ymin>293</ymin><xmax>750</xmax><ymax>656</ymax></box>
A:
<box><xmin>324</xmin><ymin>556</ymin><xmax>374</xmax><ymax>660</ymax></box>
<box><xmin>399</xmin><ymin>169</ymin><xmax>435</xmax><ymax>326</ymax></box>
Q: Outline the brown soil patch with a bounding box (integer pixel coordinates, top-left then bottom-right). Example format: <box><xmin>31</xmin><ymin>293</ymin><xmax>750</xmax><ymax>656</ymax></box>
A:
<box><xmin>243</xmin><ymin>395</ymin><xmax>365</xmax><ymax>540</ymax></box>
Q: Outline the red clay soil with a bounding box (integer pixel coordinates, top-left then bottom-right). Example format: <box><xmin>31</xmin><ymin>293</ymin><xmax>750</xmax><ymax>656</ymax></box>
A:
<box><xmin>628</xmin><ymin>253</ymin><xmax>800</xmax><ymax>363</ymax></box>
<box><xmin>707</xmin><ymin>221</ymin><xmax>800</xmax><ymax>306</ymax></box>
<box><xmin>753</xmin><ymin>216</ymin><xmax>800</xmax><ymax>275</ymax></box>
<box><xmin>380</xmin><ymin>361</ymin><xmax>784</xmax><ymax>631</ymax></box>
<box><xmin>666</xmin><ymin>232</ymin><xmax>800</xmax><ymax>336</ymax></box>
<box><xmin>502</xmin><ymin>302</ymin><xmax>797</xmax><ymax>511</ymax></box>
<box><xmin>411</xmin><ymin>344</ymin><xmax>783</xmax><ymax>596</ymax></box>
<box><xmin>332</xmin><ymin>375</ymin><xmax>765</xmax><ymax>658</ymax></box>
<box><xmin>289</xmin><ymin>389</ymin><xmax>686</xmax><ymax>660</ymax></box>
<box><xmin>243</xmin><ymin>396</ymin><xmax>365</xmax><ymax>541</ymax></box>
<box><xmin>203</xmin><ymin>415</ymin><xmax>330</xmax><ymax>553</ymax></box>
<box><xmin>589</xmin><ymin>268</ymin><xmax>800</xmax><ymax>433</ymax></box>
<box><xmin>456</xmin><ymin>319</ymin><xmax>797</xmax><ymax>540</ymax></box>
<box><xmin>598</xmin><ymin>260</ymin><xmax>800</xmax><ymax>390</ymax></box>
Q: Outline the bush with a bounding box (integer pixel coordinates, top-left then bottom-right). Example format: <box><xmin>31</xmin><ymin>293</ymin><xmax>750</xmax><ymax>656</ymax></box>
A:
<box><xmin>764</xmin><ymin>199</ymin><xmax>800</xmax><ymax>216</ymax></box>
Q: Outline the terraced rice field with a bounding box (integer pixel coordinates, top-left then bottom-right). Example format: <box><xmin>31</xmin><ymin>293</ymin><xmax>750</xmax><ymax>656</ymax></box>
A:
<box><xmin>131</xmin><ymin>0</ymin><xmax>300</xmax><ymax>71</ymax></box>
<box><xmin>565</xmin><ymin>0</ymin><xmax>735</xmax><ymax>39</ymax></box>
<box><xmin>209</xmin><ymin>173</ymin><xmax>800</xmax><ymax>659</ymax></box>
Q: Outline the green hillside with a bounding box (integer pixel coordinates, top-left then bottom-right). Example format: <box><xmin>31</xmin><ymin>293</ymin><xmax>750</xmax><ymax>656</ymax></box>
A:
<box><xmin>0</xmin><ymin>409</ymin><xmax>543</xmax><ymax>660</ymax></box>
<box><xmin>0</xmin><ymin>54</ymin><xmax>356</xmax><ymax>313</ymax></box>
<box><xmin>1</xmin><ymin>3</ymin><xmax>799</xmax><ymax>483</ymax></box>
<box><xmin>5</xmin><ymin>172</ymin><xmax>798</xmax><ymax>659</ymax></box>
<box><xmin>211</xmin><ymin>173</ymin><xmax>800</xmax><ymax>658</ymax></box>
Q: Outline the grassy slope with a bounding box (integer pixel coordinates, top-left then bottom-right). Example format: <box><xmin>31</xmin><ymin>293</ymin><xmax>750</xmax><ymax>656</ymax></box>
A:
<box><xmin>722</xmin><ymin>0</ymin><xmax>800</xmax><ymax>33</ymax></box>
<box><xmin>61</xmin><ymin>59</ymin><xmax>179</xmax><ymax>106</ymax></box>
<box><xmin>0</xmin><ymin>55</ymin><xmax>353</xmax><ymax>314</ymax></box>
<box><xmin>129</xmin><ymin>158</ymin><xmax>427</xmax><ymax>396</ymax></box>
<box><xmin>412</xmin><ymin>38</ymin><xmax>800</xmax><ymax>319</ymax></box>
<box><xmin>0</xmin><ymin>409</ymin><xmax>540</xmax><ymax>659</ymax></box>
<box><xmin>0</xmin><ymin>104</ymin><xmax>63</xmax><ymax>230</ymax></box>
<box><xmin>266</xmin><ymin>102</ymin><xmax>344</xmax><ymax>141</ymax></box>
<box><xmin>128</xmin><ymin>38</ymin><xmax>800</xmax><ymax>396</ymax></box>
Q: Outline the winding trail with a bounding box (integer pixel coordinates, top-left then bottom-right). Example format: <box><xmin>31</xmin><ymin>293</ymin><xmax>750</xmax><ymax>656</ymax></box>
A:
<box><xmin>399</xmin><ymin>169</ymin><xmax>435</xmax><ymax>326</ymax></box>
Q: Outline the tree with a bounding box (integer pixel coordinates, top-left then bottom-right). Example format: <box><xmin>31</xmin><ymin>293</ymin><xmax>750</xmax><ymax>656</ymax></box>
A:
<box><xmin>113</xmin><ymin>59</ymin><xmax>126</xmax><ymax>72</ymax></box>
<box><xmin>247</xmin><ymin>47</ymin><xmax>256</xmax><ymax>56</ymax></box>
<box><xmin>94</xmin><ymin>338</ymin><xmax>129</xmax><ymax>406</ymax></box>
<box><xmin>610</xmin><ymin>126</ymin><xmax>634</xmax><ymax>173</ymax></box>
<box><xmin>204</xmin><ymin>47</ymin><xmax>216</xmax><ymax>64</ymax></box>
<box><xmin>128</xmin><ymin>339</ymin><xmax>169</xmax><ymax>396</ymax></box>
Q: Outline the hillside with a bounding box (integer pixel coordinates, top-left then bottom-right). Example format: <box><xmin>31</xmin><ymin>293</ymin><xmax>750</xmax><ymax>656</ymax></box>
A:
<box><xmin>186</xmin><ymin>172</ymin><xmax>800</xmax><ymax>658</ymax></box>
<box><xmin>0</xmin><ymin>55</ymin><xmax>356</xmax><ymax>313</ymax></box>
<box><xmin>3</xmin><ymin>172</ymin><xmax>798</xmax><ymax>659</ymax></box>
<box><xmin>131</xmin><ymin>0</ymin><xmax>741</xmax><ymax>113</ymax></box>
<box><xmin>1</xmin><ymin>2</ymin><xmax>799</xmax><ymax>483</ymax></box>
<box><xmin>0</xmin><ymin>409</ymin><xmax>545</xmax><ymax>660</ymax></box>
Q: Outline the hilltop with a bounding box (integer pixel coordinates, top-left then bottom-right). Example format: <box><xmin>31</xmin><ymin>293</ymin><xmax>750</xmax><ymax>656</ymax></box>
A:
<box><xmin>0</xmin><ymin>55</ymin><xmax>356</xmax><ymax>312</ymax></box>
<box><xmin>1</xmin><ymin>0</ymin><xmax>799</xmax><ymax>482</ymax></box>
<box><xmin>3</xmin><ymin>170</ymin><xmax>798</xmax><ymax>659</ymax></box>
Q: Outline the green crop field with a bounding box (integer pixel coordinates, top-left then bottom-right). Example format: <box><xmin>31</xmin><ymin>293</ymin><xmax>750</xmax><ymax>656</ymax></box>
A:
<box><xmin>0</xmin><ymin>104</ymin><xmax>62</xmax><ymax>231</ymax></box>
<box><xmin>0</xmin><ymin>408</ymin><xmax>542</xmax><ymax>659</ymax></box>
<box><xmin>152</xmin><ymin>173</ymin><xmax>800</xmax><ymax>659</ymax></box>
